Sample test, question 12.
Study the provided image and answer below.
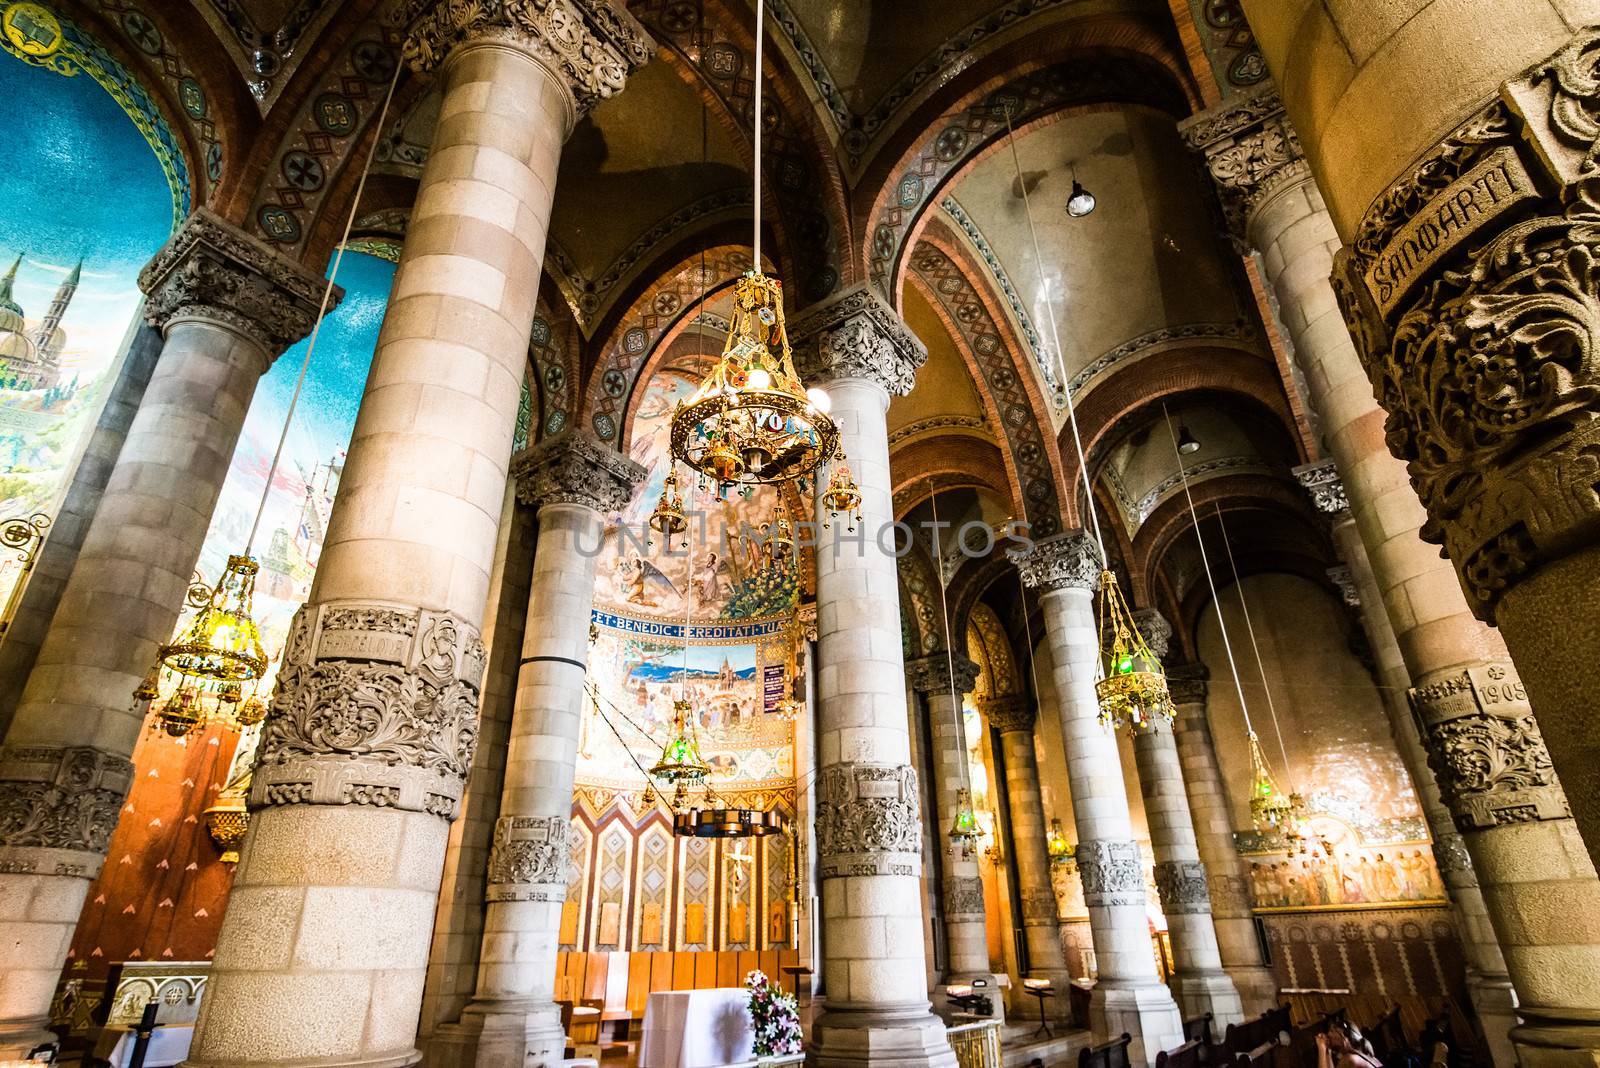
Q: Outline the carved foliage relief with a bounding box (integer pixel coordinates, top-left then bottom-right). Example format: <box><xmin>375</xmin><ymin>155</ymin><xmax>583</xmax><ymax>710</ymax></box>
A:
<box><xmin>814</xmin><ymin>762</ymin><xmax>922</xmax><ymax>879</ymax></box>
<box><xmin>0</xmin><ymin>746</ymin><xmax>134</xmax><ymax>871</ymax></box>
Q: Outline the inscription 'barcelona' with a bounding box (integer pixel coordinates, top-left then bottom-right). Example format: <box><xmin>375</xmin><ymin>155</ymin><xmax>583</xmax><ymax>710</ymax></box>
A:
<box><xmin>1366</xmin><ymin>147</ymin><xmax>1538</xmax><ymax>316</ymax></box>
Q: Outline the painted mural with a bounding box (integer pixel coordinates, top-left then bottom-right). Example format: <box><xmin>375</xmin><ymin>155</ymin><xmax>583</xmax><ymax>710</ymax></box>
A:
<box><xmin>0</xmin><ymin>11</ymin><xmax>174</xmax><ymax>609</ymax></box>
<box><xmin>1240</xmin><ymin>813</ymin><xmax>1446</xmax><ymax>912</ymax></box>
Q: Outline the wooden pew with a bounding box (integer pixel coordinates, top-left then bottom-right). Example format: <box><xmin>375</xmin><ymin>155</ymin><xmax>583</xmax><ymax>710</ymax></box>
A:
<box><xmin>1079</xmin><ymin>1032</ymin><xmax>1133</xmax><ymax>1068</ymax></box>
<box><xmin>1155</xmin><ymin>1039</ymin><xmax>1203</xmax><ymax>1068</ymax></box>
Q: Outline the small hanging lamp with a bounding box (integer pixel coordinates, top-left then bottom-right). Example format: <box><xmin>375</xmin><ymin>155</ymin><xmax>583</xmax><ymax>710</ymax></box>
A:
<box><xmin>1094</xmin><ymin>570</ymin><xmax>1173</xmax><ymax>731</ymax></box>
<box><xmin>1046</xmin><ymin>818</ymin><xmax>1074</xmax><ymax>865</ymax></box>
<box><xmin>948</xmin><ymin>787</ymin><xmax>983</xmax><ymax>858</ymax></box>
<box><xmin>651</xmin><ymin>698</ymin><xmax>711</xmax><ymax>786</ymax></box>
<box><xmin>648</xmin><ymin>466</ymin><xmax>688</xmax><ymax>545</ymax></box>
<box><xmin>159</xmin><ymin>554</ymin><xmax>268</xmax><ymax>684</ymax></box>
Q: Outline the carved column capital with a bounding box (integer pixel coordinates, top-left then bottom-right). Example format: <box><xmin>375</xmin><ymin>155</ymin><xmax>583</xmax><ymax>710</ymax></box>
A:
<box><xmin>1432</xmin><ymin>831</ymin><xmax>1478</xmax><ymax>886</ymax></box>
<box><xmin>945</xmin><ymin>874</ymin><xmax>985</xmax><ymax>919</ymax></box>
<box><xmin>253</xmin><ymin>602</ymin><xmax>488</xmax><ymax>820</ymax></box>
<box><xmin>398</xmin><ymin>0</ymin><xmax>653</xmax><ymax>118</ymax></box>
<box><xmin>1013</xmin><ymin>531</ymin><xmax>1100</xmax><ymax>592</ymax></box>
<box><xmin>0</xmin><ymin>746</ymin><xmax>134</xmax><ymax>877</ymax></box>
<box><xmin>1165</xmin><ymin>662</ymin><xmax>1208</xmax><ymax>707</ymax></box>
<box><xmin>814</xmin><ymin>761</ymin><xmax>922</xmax><ymax>879</ymax></box>
<box><xmin>1326</xmin><ymin>565</ymin><xmax>1361</xmax><ymax>608</ymax></box>
<box><xmin>1131</xmin><ymin>608</ymin><xmax>1172</xmax><ymax>659</ymax></box>
<box><xmin>905</xmin><ymin>653</ymin><xmax>979</xmax><ymax>697</ymax></box>
<box><xmin>1179</xmin><ymin>83</ymin><xmax>1310</xmax><ymax>243</ymax></box>
<box><xmin>978</xmin><ymin>692</ymin><xmax>1034</xmax><ymax>734</ymax></box>
<box><xmin>1329</xmin><ymin>30</ymin><xmax>1600</xmax><ymax>622</ymax></box>
<box><xmin>1293</xmin><ymin>459</ymin><xmax>1351</xmax><ymax>519</ymax></box>
<box><xmin>1154</xmin><ymin>859</ymin><xmax>1213</xmax><ymax>916</ymax></box>
<box><xmin>1075</xmin><ymin>837</ymin><xmax>1146</xmax><ymax>907</ymax></box>
<box><xmin>487</xmin><ymin>814</ymin><xmax>570</xmax><ymax>902</ymax></box>
<box><xmin>1409</xmin><ymin>661</ymin><xmax>1570</xmax><ymax>830</ymax></box>
<box><xmin>512</xmin><ymin>430</ymin><xmax>644</xmax><ymax>513</ymax></box>
<box><xmin>138</xmin><ymin>208</ymin><xmax>331</xmax><ymax>357</ymax></box>
<box><xmin>791</xmin><ymin>283</ymin><xmax>927</xmax><ymax>397</ymax></box>
<box><xmin>1020</xmin><ymin>886</ymin><xmax>1059</xmax><ymax>924</ymax></box>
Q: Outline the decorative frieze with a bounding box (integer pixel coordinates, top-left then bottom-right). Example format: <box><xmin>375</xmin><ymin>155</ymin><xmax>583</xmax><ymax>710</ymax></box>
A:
<box><xmin>978</xmin><ymin>693</ymin><xmax>1034</xmax><ymax>735</ymax></box>
<box><xmin>1329</xmin><ymin>30</ymin><xmax>1600</xmax><ymax>622</ymax></box>
<box><xmin>400</xmin><ymin>0</ymin><xmax>653</xmax><ymax>116</ymax></box>
<box><xmin>139</xmin><ymin>207</ymin><xmax>330</xmax><ymax>355</ymax></box>
<box><xmin>814</xmin><ymin>762</ymin><xmax>922</xmax><ymax>879</ymax></box>
<box><xmin>512</xmin><ymin>430</ymin><xmax>645</xmax><ymax>514</ymax></box>
<box><xmin>0</xmin><ymin>746</ymin><xmax>134</xmax><ymax>876</ymax></box>
<box><xmin>487</xmin><ymin>814</ymin><xmax>570</xmax><ymax>902</ymax></box>
<box><xmin>1409</xmin><ymin>662</ymin><xmax>1569</xmax><ymax>830</ymax></box>
<box><xmin>1012</xmin><ymin>531</ymin><xmax>1100</xmax><ymax>593</ymax></box>
<box><xmin>946</xmin><ymin>875</ymin><xmax>985</xmax><ymax>918</ymax></box>
<box><xmin>1431</xmin><ymin>831</ymin><xmax>1477</xmax><ymax>885</ymax></box>
<box><xmin>905</xmin><ymin>653</ymin><xmax>979</xmax><ymax>698</ymax></box>
<box><xmin>1166</xmin><ymin>663</ymin><xmax>1208</xmax><ymax>707</ymax></box>
<box><xmin>791</xmin><ymin>283</ymin><xmax>927</xmax><ymax>397</ymax></box>
<box><xmin>1075</xmin><ymin>838</ymin><xmax>1146</xmax><ymax>907</ymax></box>
<box><xmin>1326</xmin><ymin>566</ymin><xmax>1360</xmax><ymax>608</ymax></box>
<box><xmin>1154</xmin><ymin>860</ymin><xmax>1212</xmax><ymax>916</ymax></box>
<box><xmin>1020</xmin><ymin>886</ymin><xmax>1059</xmax><ymax>923</ymax></box>
<box><xmin>253</xmin><ymin>602</ymin><xmax>488</xmax><ymax>820</ymax></box>
<box><xmin>1293</xmin><ymin>459</ymin><xmax>1350</xmax><ymax>518</ymax></box>
<box><xmin>1178</xmin><ymin>84</ymin><xmax>1309</xmax><ymax>241</ymax></box>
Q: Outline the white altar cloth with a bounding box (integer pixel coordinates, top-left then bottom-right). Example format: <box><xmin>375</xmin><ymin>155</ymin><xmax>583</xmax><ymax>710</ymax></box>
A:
<box><xmin>639</xmin><ymin>988</ymin><xmax>754</xmax><ymax>1068</ymax></box>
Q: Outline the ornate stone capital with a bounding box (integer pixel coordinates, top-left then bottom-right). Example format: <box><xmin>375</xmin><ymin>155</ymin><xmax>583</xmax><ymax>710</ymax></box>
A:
<box><xmin>1179</xmin><ymin>83</ymin><xmax>1310</xmax><ymax>242</ymax></box>
<box><xmin>1431</xmin><ymin>831</ymin><xmax>1478</xmax><ymax>886</ymax></box>
<box><xmin>1165</xmin><ymin>662</ymin><xmax>1208</xmax><ymax>707</ymax></box>
<box><xmin>1154</xmin><ymin>860</ymin><xmax>1212</xmax><ymax>916</ymax></box>
<box><xmin>814</xmin><ymin>761</ymin><xmax>922</xmax><ymax>879</ymax></box>
<box><xmin>905</xmin><ymin>653</ymin><xmax>979</xmax><ymax>697</ymax></box>
<box><xmin>253</xmin><ymin>602</ymin><xmax>487</xmax><ymax>820</ymax></box>
<box><xmin>0</xmin><ymin>746</ymin><xmax>133</xmax><ymax>877</ymax></box>
<box><xmin>790</xmin><ymin>283</ymin><xmax>927</xmax><ymax>397</ymax></box>
<box><xmin>139</xmin><ymin>208</ymin><xmax>331</xmax><ymax>357</ymax></box>
<box><xmin>1012</xmin><ymin>531</ymin><xmax>1100</xmax><ymax>592</ymax></box>
<box><xmin>487</xmin><ymin>814</ymin><xmax>570</xmax><ymax>902</ymax></box>
<box><xmin>1326</xmin><ymin>565</ymin><xmax>1360</xmax><ymax>608</ymax></box>
<box><xmin>978</xmin><ymin>693</ymin><xmax>1034</xmax><ymax>734</ymax></box>
<box><xmin>1131</xmin><ymin>608</ymin><xmax>1171</xmax><ymax>660</ymax></box>
<box><xmin>1293</xmin><ymin>459</ymin><xmax>1350</xmax><ymax>518</ymax></box>
<box><xmin>1075</xmin><ymin>837</ymin><xmax>1146</xmax><ymax>907</ymax></box>
<box><xmin>945</xmin><ymin>874</ymin><xmax>985</xmax><ymax>919</ymax></box>
<box><xmin>399</xmin><ymin>0</ymin><xmax>653</xmax><ymax>117</ymax></box>
<box><xmin>1409</xmin><ymin>661</ymin><xmax>1570</xmax><ymax>830</ymax></box>
<box><xmin>512</xmin><ymin>430</ymin><xmax>644</xmax><ymax>513</ymax></box>
<box><xmin>1330</xmin><ymin>31</ymin><xmax>1600</xmax><ymax>621</ymax></box>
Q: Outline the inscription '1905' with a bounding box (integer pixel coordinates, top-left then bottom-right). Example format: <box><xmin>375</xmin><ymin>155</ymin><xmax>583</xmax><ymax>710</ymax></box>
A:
<box><xmin>1366</xmin><ymin>147</ymin><xmax>1538</xmax><ymax>317</ymax></box>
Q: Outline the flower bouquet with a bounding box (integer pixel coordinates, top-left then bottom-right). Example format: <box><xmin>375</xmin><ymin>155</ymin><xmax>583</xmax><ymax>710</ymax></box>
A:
<box><xmin>744</xmin><ymin>968</ymin><xmax>802</xmax><ymax>1057</ymax></box>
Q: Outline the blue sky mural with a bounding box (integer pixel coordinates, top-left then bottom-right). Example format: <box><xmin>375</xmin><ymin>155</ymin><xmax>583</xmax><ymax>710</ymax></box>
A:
<box><xmin>0</xmin><ymin>37</ymin><xmax>172</xmax><ymax>599</ymax></box>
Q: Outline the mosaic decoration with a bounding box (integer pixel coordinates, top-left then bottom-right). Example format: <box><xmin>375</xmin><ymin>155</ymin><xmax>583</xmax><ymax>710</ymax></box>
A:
<box><xmin>907</xmin><ymin>237</ymin><xmax>1063</xmax><ymax>536</ymax></box>
<box><xmin>1185</xmin><ymin>0</ymin><xmax>1266</xmax><ymax>98</ymax></box>
<box><xmin>868</xmin><ymin>57</ymin><xmax>1185</xmax><ymax>295</ymax></box>
<box><xmin>200</xmin><ymin>0</ymin><xmax>330</xmax><ymax>100</ymax></box>
<box><xmin>0</xmin><ymin>21</ymin><xmax>172</xmax><ymax>608</ymax></box>
<box><xmin>530</xmin><ymin>293</ymin><xmax>580</xmax><ymax>441</ymax></box>
<box><xmin>939</xmin><ymin>195</ymin><xmax>1053</xmax><ymax>399</ymax></box>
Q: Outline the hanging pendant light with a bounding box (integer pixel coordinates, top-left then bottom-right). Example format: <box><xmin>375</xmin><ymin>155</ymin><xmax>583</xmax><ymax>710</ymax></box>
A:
<box><xmin>1247</xmin><ymin>730</ymin><xmax>1295</xmax><ymax>832</ymax></box>
<box><xmin>651</xmin><ymin>698</ymin><xmax>712</xmax><ymax>785</ymax></box>
<box><xmin>948</xmin><ymin>786</ymin><xmax>983</xmax><ymax>858</ymax></box>
<box><xmin>158</xmin><ymin>554</ymin><xmax>268</xmax><ymax>683</ymax></box>
<box><xmin>1094</xmin><ymin>569</ymin><xmax>1173</xmax><ymax>731</ymax></box>
<box><xmin>1046</xmin><ymin>818</ymin><xmax>1074</xmax><ymax>865</ymax></box>
<box><xmin>203</xmin><ymin>773</ymin><xmax>251</xmax><ymax>864</ymax></box>
<box><xmin>648</xmin><ymin>466</ymin><xmax>688</xmax><ymax>545</ymax></box>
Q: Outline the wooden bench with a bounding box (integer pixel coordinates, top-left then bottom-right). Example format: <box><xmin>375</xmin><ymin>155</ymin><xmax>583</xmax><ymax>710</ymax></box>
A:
<box><xmin>1079</xmin><ymin>1032</ymin><xmax>1133</xmax><ymax>1068</ymax></box>
<box><xmin>1155</xmin><ymin>1039</ymin><xmax>1203</xmax><ymax>1068</ymax></box>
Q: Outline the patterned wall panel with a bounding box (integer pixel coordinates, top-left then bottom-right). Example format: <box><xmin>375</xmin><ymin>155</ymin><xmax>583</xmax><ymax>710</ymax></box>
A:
<box><xmin>590</xmin><ymin>820</ymin><xmax>634</xmax><ymax>951</ymax></box>
<box><xmin>763</xmin><ymin>827</ymin><xmax>793</xmax><ymax>950</ymax></box>
<box><xmin>1261</xmin><ymin>907</ymin><xmax>1464</xmax><ymax>1001</ymax></box>
<box><xmin>678</xmin><ymin>836</ymin><xmax>714</xmax><ymax>951</ymax></box>
<box><xmin>632</xmin><ymin>821</ymin><xmax>675</xmax><ymax>951</ymax></box>
<box><xmin>562</xmin><ymin>820</ymin><xmax>593</xmax><ymax>951</ymax></box>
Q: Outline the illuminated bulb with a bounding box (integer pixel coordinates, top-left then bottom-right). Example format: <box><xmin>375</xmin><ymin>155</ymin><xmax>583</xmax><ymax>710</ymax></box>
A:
<box><xmin>1065</xmin><ymin>179</ymin><xmax>1096</xmax><ymax>218</ymax></box>
<box><xmin>806</xmin><ymin>387</ymin><xmax>831</xmax><ymax>414</ymax></box>
<box><xmin>747</xmin><ymin>368</ymin><xmax>773</xmax><ymax>390</ymax></box>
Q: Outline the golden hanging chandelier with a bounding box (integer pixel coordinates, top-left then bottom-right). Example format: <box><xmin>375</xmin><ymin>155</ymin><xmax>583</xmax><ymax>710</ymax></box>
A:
<box><xmin>669</xmin><ymin>271</ymin><xmax>840</xmax><ymax>489</ymax></box>
<box><xmin>647</xmin><ymin>467</ymin><xmax>688</xmax><ymax>546</ymax></box>
<box><xmin>1247</xmin><ymin>730</ymin><xmax>1303</xmax><ymax>834</ymax></box>
<box><xmin>1094</xmin><ymin>569</ymin><xmax>1173</xmax><ymax>731</ymax></box>
<box><xmin>1046</xmin><ymin>818</ymin><xmax>1074</xmax><ymax>866</ymax></box>
<box><xmin>650</xmin><ymin>698</ymin><xmax>712</xmax><ymax>786</ymax></box>
<box><xmin>948</xmin><ymin>787</ymin><xmax>983</xmax><ymax>858</ymax></box>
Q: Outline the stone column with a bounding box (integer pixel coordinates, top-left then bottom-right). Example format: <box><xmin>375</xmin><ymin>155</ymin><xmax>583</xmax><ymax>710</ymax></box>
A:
<box><xmin>1183</xmin><ymin>85</ymin><xmax>1600</xmax><ymax>1066</ymax></box>
<box><xmin>185</xmin><ymin>9</ymin><xmax>651</xmax><ymax>1068</ymax></box>
<box><xmin>791</xmin><ymin>284</ymin><xmax>953</xmax><ymax>1068</ymax></box>
<box><xmin>1297</xmin><ymin>463</ymin><xmax>1517</xmax><ymax>1066</ymax></box>
<box><xmin>0</xmin><ymin>210</ymin><xmax>325</xmax><ymax>1058</ymax></box>
<box><xmin>1017</xmin><ymin>533</ymin><xmax>1182</xmax><ymax>1066</ymax></box>
<box><xmin>1165</xmin><ymin>667</ymin><xmax>1278</xmax><ymax>1014</ymax></box>
<box><xmin>981</xmin><ymin>692</ymin><xmax>1073</xmax><ymax>1020</ymax></box>
<box><xmin>434</xmin><ymin>434</ymin><xmax>640</xmax><ymax>1068</ymax></box>
<box><xmin>1125</xmin><ymin>611</ymin><xmax>1244</xmax><ymax>1028</ymax></box>
<box><xmin>905</xmin><ymin>653</ymin><xmax>996</xmax><ymax>986</ymax></box>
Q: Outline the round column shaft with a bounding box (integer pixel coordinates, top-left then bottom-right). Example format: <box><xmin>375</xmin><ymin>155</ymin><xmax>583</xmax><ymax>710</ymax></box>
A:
<box><xmin>186</xmin><ymin>10</ymin><xmax>651</xmax><ymax>1068</ymax></box>
<box><xmin>1018</xmin><ymin>533</ymin><xmax>1183</xmax><ymax>1067</ymax></box>
<box><xmin>792</xmin><ymin>285</ymin><xmax>954</xmax><ymax>1068</ymax></box>
<box><xmin>0</xmin><ymin>210</ymin><xmax>324</xmax><ymax>1058</ymax></box>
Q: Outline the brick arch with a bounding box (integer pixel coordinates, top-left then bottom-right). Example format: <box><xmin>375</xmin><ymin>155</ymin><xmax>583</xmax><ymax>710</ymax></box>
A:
<box><xmin>898</xmin><ymin>541</ymin><xmax>946</xmax><ymax>657</ymax></box>
<box><xmin>905</xmin><ymin>232</ymin><xmax>1067</xmax><ymax>538</ymax></box>
<box><xmin>1057</xmin><ymin>346</ymin><xmax>1296</xmax><ymax>527</ymax></box>
<box><xmin>968</xmin><ymin>602</ymin><xmax>1022</xmax><ymax>699</ymax></box>
<box><xmin>890</xmin><ymin>436</ymin><xmax>1012</xmax><ymax>520</ymax></box>
<box><xmin>858</xmin><ymin>45</ymin><xmax>1190</xmax><ymax>299</ymax></box>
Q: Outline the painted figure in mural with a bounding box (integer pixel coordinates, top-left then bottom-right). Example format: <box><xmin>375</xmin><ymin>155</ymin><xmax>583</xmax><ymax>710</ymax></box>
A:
<box><xmin>693</xmin><ymin>549</ymin><xmax>728</xmax><ymax>604</ymax></box>
<box><xmin>621</xmin><ymin>554</ymin><xmax>676</xmax><ymax>607</ymax></box>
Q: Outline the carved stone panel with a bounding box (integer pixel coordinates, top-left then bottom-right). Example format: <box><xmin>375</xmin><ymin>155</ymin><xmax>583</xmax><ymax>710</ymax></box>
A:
<box><xmin>1409</xmin><ymin>662</ymin><xmax>1569</xmax><ymax>830</ymax></box>
<box><xmin>1020</xmin><ymin>886</ymin><xmax>1059</xmax><ymax>924</ymax></box>
<box><xmin>945</xmin><ymin>874</ymin><xmax>985</xmax><ymax>919</ymax></box>
<box><xmin>0</xmin><ymin>746</ymin><xmax>134</xmax><ymax>876</ymax></box>
<box><xmin>1293</xmin><ymin>459</ymin><xmax>1350</xmax><ymax>518</ymax></box>
<box><xmin>487</xmin><ymin>814</ymin><xmax>570</xmax><ymax>902</ymax></box>
<box><xmin>1075</xmin><ymin>838</ymin><xmax>1145</xmax><ymax>907</ymax></box>
<box><xmin>791</xmin><ymin>284</ymin><xmax>927</xmax><ymax>397</ymax></box>
<box><xmin>814</xmin><ymin>762</ymin><xmax>922</xmax><ymax>879</ymax></box>
<box><xmin>139</xmin><ymin>207</ymin><xmax>330</xmax><ymax>356</ymax></box>
<box><xmin>253</xmin><ymin>602</ymin><xmax>487</xmax><ymax>820</ymax></box>
<box><xmin>1154</xmin><ymin>860</ymin><xmax>1212</xmax><ymax>916</ymax></box>
<box><xmin>905</xmin><ymin>653</ymin><xmax>979</xmax><ymax>698</ymax></box>
<box><xmin>1178</xmin><ymin>84</ymin><xmax>1309</xmax><ymax>242</ymax></box>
